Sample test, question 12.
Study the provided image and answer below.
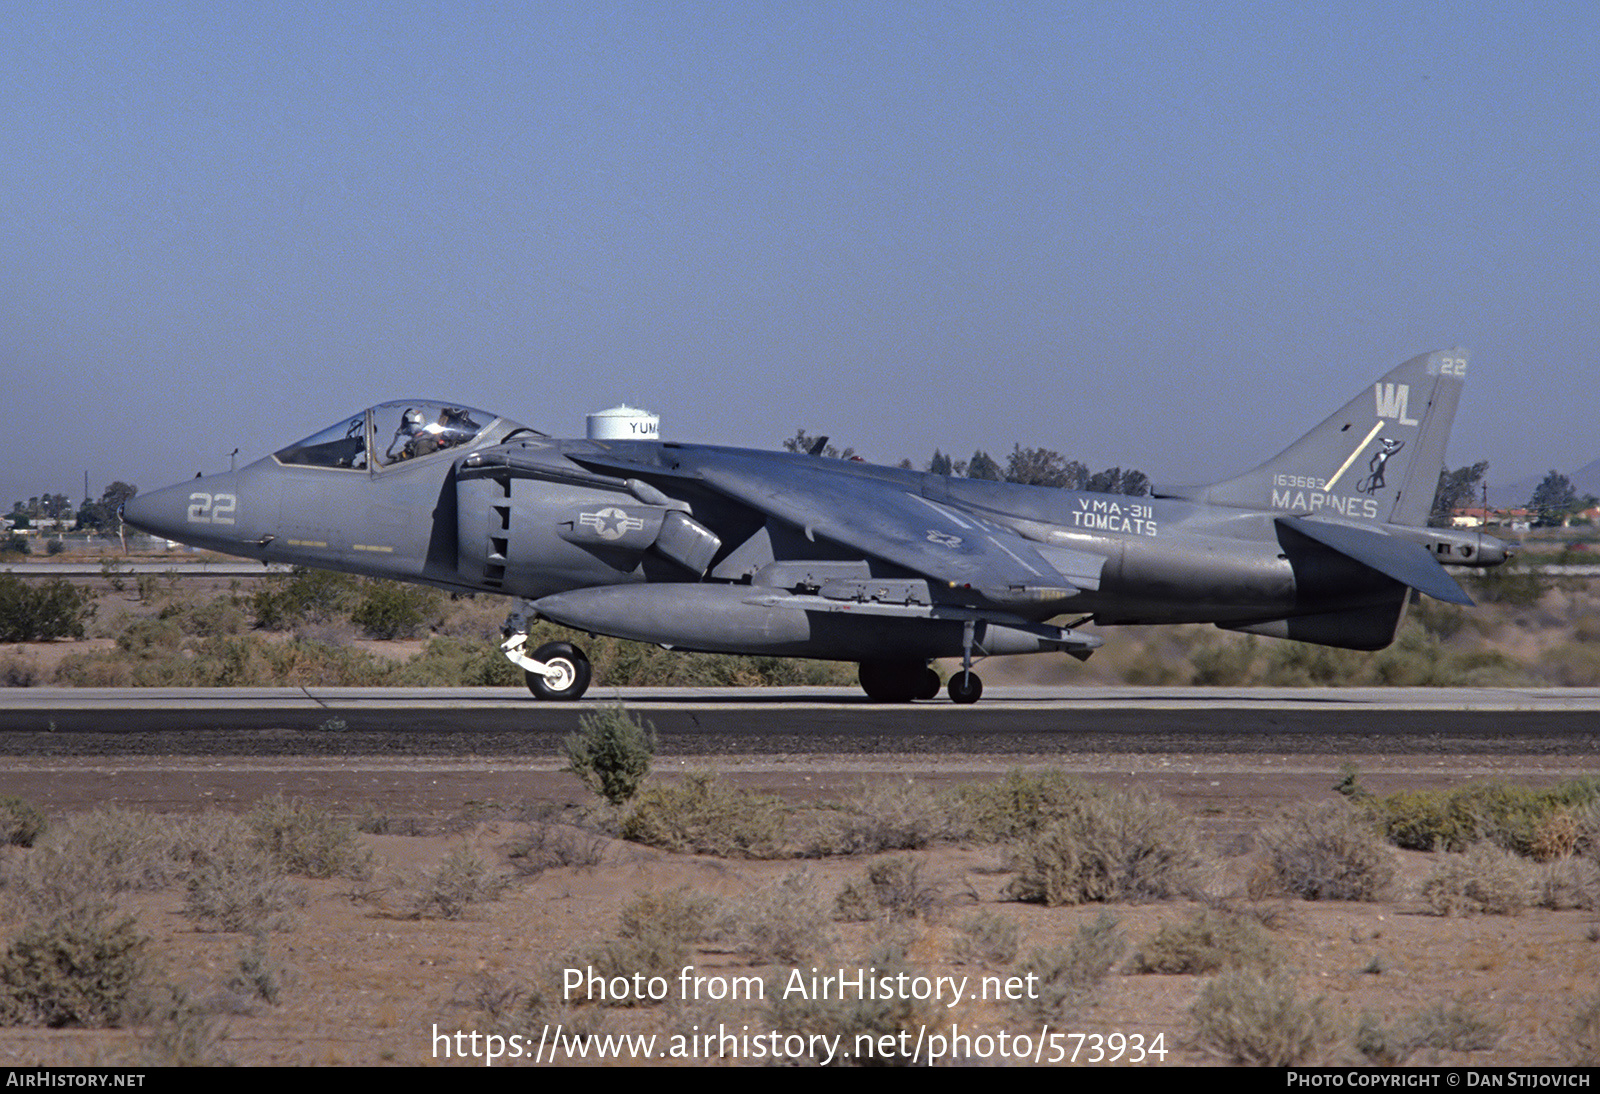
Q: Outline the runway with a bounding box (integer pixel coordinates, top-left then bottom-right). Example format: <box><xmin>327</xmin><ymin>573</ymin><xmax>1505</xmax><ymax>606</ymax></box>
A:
<box><xmin>3</xmin><ymin>685</ymin><xmax>1599</xmax><ymax>757</ymax></box>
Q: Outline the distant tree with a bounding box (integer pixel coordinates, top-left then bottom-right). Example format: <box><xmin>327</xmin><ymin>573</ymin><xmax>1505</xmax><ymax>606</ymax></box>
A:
<box><xmin>928</xmin><ymin>449</ymin><xmax>954</xmax><ymax>476</ymax></box>
<box><xmin>966</xmin><ymin>451</ymin><xmax>1002</xmax><ymax>481</ymax></box>
<box><xmin>1430</xmin><ymin>461</ymin><xmax>1489</xmax><ymax>527</ymax></box>
<box><xmin>1529</xmin><ymin>471</ymin><xmax>1579</xmax><ymax>527</ymax></box>
<box><xmin>1004</xmin><ymin>446</ymin><xmax>1087</xmax><ymax>489</ymax></box>
<box><xmin>1118</xmin><ymin>469</ymin><xmax>1151</xmax><ymax>497</ymax></box>
<box><xmin>75</xmin><ymin>482</ymin><xmax>138</xmax><ymax>533</ymax></box>
<box><xmin>781</xmin><ymin>429</ymin><xmax>854</xmax><ymax>460</ymax></box>
<box><xmin>1084</xmin><ymin>467</ymin><xmax>1151</xmax><ymax>496</ymax></box>
<box><xmin>6</xmin><ymin>504</ymin><xmax>30</xmax><ymax>531</ymax></box>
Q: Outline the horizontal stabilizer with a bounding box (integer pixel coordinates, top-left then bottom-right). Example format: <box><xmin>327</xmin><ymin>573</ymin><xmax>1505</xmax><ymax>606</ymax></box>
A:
<box><xmin>1279</xmin><ymin>516</ymin><xmax>1473</xmax><ymax>605</ymax></box>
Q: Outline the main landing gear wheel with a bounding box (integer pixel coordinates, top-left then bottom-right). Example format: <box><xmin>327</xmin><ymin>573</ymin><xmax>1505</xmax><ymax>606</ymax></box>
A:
<box><xmin>524</xmin><ymin>642</ymin><xmax>592</xmax><ymax>701</ymax></box>
<box><xmin>947</xmin><ymin>671</ymin><xmax>983</xmax><ymax>705</ymax></box>
<box><xmin>859</xmin><ymin>659</ymin><xmax>933</xmax><ymax>703</ymax></box>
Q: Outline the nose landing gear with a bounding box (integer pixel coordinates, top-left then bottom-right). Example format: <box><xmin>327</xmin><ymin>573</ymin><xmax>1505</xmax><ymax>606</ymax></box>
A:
<box><xmin>501</xmin><ymin>605</ymin><xmax>592</xmax><ymax>700</ymax></box>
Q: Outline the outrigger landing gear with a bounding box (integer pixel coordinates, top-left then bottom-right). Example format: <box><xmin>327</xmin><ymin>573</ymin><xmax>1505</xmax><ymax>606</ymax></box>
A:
<box><xmin>501</xmin><ymin>603</ymin><xmax>592</xmax><ymax>701</ymax></box>
<box><xmin>947</xmin><ymin>618</ymin><xmax>983</xmax><ymax>705</ymax></box>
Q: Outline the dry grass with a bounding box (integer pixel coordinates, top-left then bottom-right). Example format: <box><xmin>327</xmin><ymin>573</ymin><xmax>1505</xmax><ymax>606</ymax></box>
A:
<box><xmin>1252</xmin><ymin>803</ymin><xmax>1396</xmax><ymax>902</ymax></box>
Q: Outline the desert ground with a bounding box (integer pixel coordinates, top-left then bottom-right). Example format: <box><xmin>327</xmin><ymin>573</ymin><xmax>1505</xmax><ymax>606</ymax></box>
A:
<box><xmin>1</xmin><ymin>557</ymin><xmax>1598</xmax><ymax>1067</ymax></box>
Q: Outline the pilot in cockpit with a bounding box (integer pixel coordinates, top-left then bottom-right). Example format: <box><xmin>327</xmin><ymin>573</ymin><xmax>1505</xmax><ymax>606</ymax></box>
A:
<box><xmin>386</xmin><ymin>406</ymin><xmax>482</xmax><ymax>462</ymax></box>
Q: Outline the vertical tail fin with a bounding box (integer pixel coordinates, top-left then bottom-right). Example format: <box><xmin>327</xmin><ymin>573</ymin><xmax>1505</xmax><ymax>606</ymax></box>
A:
<box><xmin>1189</xmin><ymin>348</ymin><xmax>1468</xmax><ymax>527</ymax></box>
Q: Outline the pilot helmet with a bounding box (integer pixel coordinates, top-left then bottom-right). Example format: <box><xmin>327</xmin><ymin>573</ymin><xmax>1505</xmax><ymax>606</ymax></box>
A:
<box><xmin>401</xmin><ymin>408</ymin><xmax>426</xmax><ymax>433</ymax></box>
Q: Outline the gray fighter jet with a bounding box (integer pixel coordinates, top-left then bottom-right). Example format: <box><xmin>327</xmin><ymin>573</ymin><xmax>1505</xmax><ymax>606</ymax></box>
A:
<box><xmin>122</xmin><ymin>348</ymin><xmax>1509</xmax><ymax>703</ymax></box>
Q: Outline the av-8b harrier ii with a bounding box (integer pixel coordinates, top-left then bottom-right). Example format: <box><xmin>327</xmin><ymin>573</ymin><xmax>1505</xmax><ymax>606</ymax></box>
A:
<box><xmin>123</xmin><ymin>349</ymin><xmax>1509</xmax><ymax>703</ymax></box>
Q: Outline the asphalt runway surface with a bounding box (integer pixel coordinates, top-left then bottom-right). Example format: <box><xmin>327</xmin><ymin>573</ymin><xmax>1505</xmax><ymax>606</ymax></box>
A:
<box><xmin>3</xmin><ymin>685</ymin><xmax>1596</xmax><ymax>819</ymax></box>
<box><xmin>3</xmin><ymin>685</ymin><xmax>1599</xmax><ymax>758</ymax></box>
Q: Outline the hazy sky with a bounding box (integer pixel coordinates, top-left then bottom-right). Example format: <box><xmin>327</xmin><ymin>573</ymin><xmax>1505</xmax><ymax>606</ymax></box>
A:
<box><xmin>3</xmin><ymin>2</ymin><xmax>1595</xmax><ymax>508</ymax></box>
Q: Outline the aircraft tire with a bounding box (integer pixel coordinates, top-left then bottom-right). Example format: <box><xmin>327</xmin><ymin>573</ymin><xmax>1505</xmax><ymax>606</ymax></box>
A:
<box><xmin>916</xmin><ymin>666</ymin><xmax>941</xmax><ymax>701</ymax></box>
<box><xmin>947</xmin><ymin>671</ymin><xmax>983</xmax><ymax>705</ymax></box>
<box><xmin>858</xmin><ymin>660</ymin><xmax>921</xmax><ymax>703</ymax></box>
<box><xmin>525</xmin><ymin>642</ymin><xmax>592</xmax><ymax>701</ymax></box>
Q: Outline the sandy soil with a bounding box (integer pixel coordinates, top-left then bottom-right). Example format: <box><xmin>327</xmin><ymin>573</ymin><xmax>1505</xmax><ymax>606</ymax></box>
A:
<box><xmin>1</xmin><ymin>756</ymin><xmax>1597</xmax><ymax>1069</ymax></box>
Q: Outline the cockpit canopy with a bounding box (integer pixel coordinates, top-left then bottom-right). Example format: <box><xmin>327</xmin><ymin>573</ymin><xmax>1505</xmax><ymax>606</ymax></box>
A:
<box><xmin>274</xmin><ymin>401</ymin><xmax>536</xmax><ymax>470</ymax></box>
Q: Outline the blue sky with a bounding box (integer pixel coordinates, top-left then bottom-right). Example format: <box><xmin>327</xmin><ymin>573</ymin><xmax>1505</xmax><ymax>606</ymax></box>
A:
<box><xmin>3</xmin><ymin>2</ymin><xmax>1595</xmax><ymax>507</ymax></box>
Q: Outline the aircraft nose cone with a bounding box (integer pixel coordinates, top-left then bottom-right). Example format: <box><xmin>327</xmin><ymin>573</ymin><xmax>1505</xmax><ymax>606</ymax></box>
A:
<box><xmin>119</xmin><ymin>482</ymin><xmax>189</xmax><ymax>540</ymax></box>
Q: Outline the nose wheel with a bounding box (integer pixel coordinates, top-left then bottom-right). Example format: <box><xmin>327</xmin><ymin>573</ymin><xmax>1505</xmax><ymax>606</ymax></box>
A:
<box><xmin>501</xmin><ymin>610</ymin><xmax>593</xmax><ymax>701</ymax></box>
<box><xmin>523</xmin><ymin>642</ymin><xmax>592</xmax><ymax>701</ymax></box>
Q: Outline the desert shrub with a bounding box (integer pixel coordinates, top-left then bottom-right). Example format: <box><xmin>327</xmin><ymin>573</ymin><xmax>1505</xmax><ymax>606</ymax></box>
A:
<box><xmin>0</xmin><ymin>909</ymin><xmax>148</xmax><ymax>1027</ymax></box>
<box><xmin>0</xmin><ymin>797</ymin><xmax>46</xmax><ymax>847</ymax></box>
<box><xmin>456</xmin><ymin>969</ymin><xmax>552</xmax><ymax>1034</ymax></box>
<box><xmin>1412</xmin><ymin>598</ymin><xmax>1468</xmax><ymax>639</ymax></box>
<box><xmin>564</xmin><ymin>705</ymin><xmax>656</xmax><ymax>807</ymax></box>
<box><xmin>1191</xmin><ymin>969</ymin><xmax>1342</xmax><ymax>1066</ymax></box>
<box><xmin>506</xmin><ymin>823</ymin><xmax>606</xmax><ymax>876</ymax></box>
<box><xmin>713</xmin><ymin>870</ymin><xmax>833</xmax><ymax>964</ymax></box>
<box><xmin>1260</xmin><ymin>640</ymin><xmax>1364</xmax><ymax>686</ymax></box>
<box><xmin>769</xmin><ymin>939</ymin><xmax>940</xmax><ymax>1065</ymax></box>
<box><xmin>1130</xmin><ymin>908</ymin><xmax>1278</xmax><ymax>975</ymax></box>
<box><xmin>408</xmin><ymin>846</ymin><xmax>510</xmax><ymax>920</ymax></box>
<box><xmin>351</xmin><ymin>581</ymin><xmax>441</xmax><ymax>639</ymax></box>
<box><xmin>1467</xmin><ymin>556</ymin><xmax>1548</xmax><ymax>607</ymax></box>
<box><xmin>182</xmin><ymin>845</ymin><xmax>304</xmax><ymax>933</ymax></box>
<box><xmin>391</xmin><ymin>636</ymin><xmax>522</xmax><ymax>686</ymax></box>
<box><xmin>619</xmin><ymin>886</ymin><xmax>717</xmax><ymax>958</ymax></box>
<box><xmin>1421</xmin><ymin>844</ymin><xmax>1528</xmax><ymax>916</ymax></box>
<box><xmin>949</xmin><ymin>910</ymin><xmax>1020</xmax><ymax>968</ymax></box>
<box><xmin>227</xmin><ymin>935</ymin><xmax>287</xmax><ymax>1006</ymax></box>
<box><xmin>1364</xmin><ymin>777</ymin><xmax>1600</xmax><ymax>855</ymax></box>
<box><xmin>4</xmin><ymin>809</ymin><xmax>253</xmax><ymax>912</ymax></box>
<box><xmin>828</xmin><ymin>780</ymin><xmax>944</xmax><ymax>854</ymax></box>
<box><xmin>1004</xmin><ymin>788</ymin><xmax>1203</xmax><ymax>906</ymax></box>
<box><xmin>158</xmin><ymin>596</ymin><xmax>248</xmax><ymax>637</ymax></box>
<box><xmin>0</xmin><ymin>652</ymin><xmax>38</xmax><ymax>687</ymax></box>
<box><xmin>950</xmin><ymin>768</ymin><xmax>1096</xmax><ymax>842</ymax></box>
<box><xmin>1253</xmin><ymin>803</ymin><xmax>1395</xmax><ymax>902</ymax></box>
<box><xmin>136</xmin><ymin>985</ymin><xmax>232</xmax><ymax>1066</ymax></box>
<box><xmin>0</xmin><ymin>534</ymin><xmax>28</xmax><ymax>557</ymax></box>
<box><xmin>1535</xmin><ymin>643</ymin><xmax>1600</xmax><ymax>686</ymax></box>
<box><xmin>1189</xmin><ymin>634</ymin><xmax>1259</xmax><ymax>685</ymax></box>
<box><xmin>1539</xmin><ymin>856</ymin><xmax>1600</xmax><ymax>911</ymax></box>
<box><xmin>1571</xmin><ymin>992</ymin><xmax>1600</xmax><ymax>1065</ymax></box>
<box><xmin>1015</xmin><ymin>912</ymin><xmax>1125</xmax><ymax>1022</ymax></box>
<box><xmin>621</xmin><ymin>771</ymin><xmax>785</xmax><ymax>857</ymax></box>
<box><xmin>1356</xmin><ymin>999</ymin><xmax>1501</xmax><ymax>1063</ymax></box>
<box><xmin>1531</xmin><ymin>808</ymin><xmax>1584</xmax><ymax>861</ymax></box>
<box><xmin>580</xmin><ymin>887</ymin><xmax>717</xmax><ymax>1006</ymax></box>
<box><xmin>0</xmin><ymin>575</ymin><xmax>90</xmax><ymax>642</ymax></box>
<box><xmin>834</xmin><ymin>857</ymin><xmax>942</xmax><ymax>923</ymax></box>
<box><xmin>250</xmin><ymin>568</ymin><xmax>362</xmax><ymax>630</ymax></box>
<box><xmin>115</xmin><ymin>617</ymin><xmax>185</xmax><ymax>657</ymax></box>
<box><xmin>54</xmin><ymin>627</ymin><xmax>397</xmax><ymax>687</ymax></box>
<box><xmin>248</xmin><ymin>795</ymin><xmax>372</xmax><ymax>880</ymax></box>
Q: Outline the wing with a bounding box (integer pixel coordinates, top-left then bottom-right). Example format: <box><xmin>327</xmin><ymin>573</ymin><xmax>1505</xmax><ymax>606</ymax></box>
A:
<box><xmin>571</xmin><ymin>444</ymin><xmax>1103</xmax><ymax>609</ymax></box>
